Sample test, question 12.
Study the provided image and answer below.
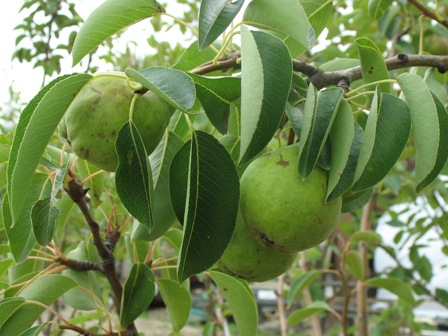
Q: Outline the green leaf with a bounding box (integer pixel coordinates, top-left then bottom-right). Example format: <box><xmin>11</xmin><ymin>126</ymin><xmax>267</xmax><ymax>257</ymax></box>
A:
<box><xmin>349</xmin><ymin>231</ymin><xmax>382</xmax><ymax>246</ymax></box>
<box><xmin>0</xmin><ymin>275</ymin><xmax>76</xmax><ymax>335</ymax></box>
<box><xmin>198</xmin><ymin>0</ymin><xmax>245</xmax><ymax>49</ymax></box>
<box><xmin>328</xmin><ymin>123</ymin><xmax>364</xmax><ymax>202</ymax></box>
<box><xmin>0</xmin><ymin>258</ymin><xmax>14</xmax><ymax>278</ymax></box>
<box><xmin>72</xmin><ymin>0</ymin><xmax>165</xmax><ymax>65</ymax></box>
<box><xmin>286</xmin><ymin>103</ymin><xmax>304</xmax><ymax>138</ymax></box>
<box><xmin>299</xmin><ymin>86</ymin><xmax>344</xmax><ymax>179</ymax></box>
<box><xmin>62</xmin><ymin>241</ymin><xmax>101</xmax><ymax>311</ymax></box>
<box><xmin>19</xmin><ymin>323</ymin><xmax>50</xmax><ymax>336</ymax></box>
<box><xmin>397</xmin><ymin>73</ymin><xmax>445</xmax><ymax>191</ymax></box>
<box><xmin>31</xmin><ymin>197</ymin><xmax>59</xmax><ymax>246</ymax></box>
<box><xmin>132</xmin><ymin>131</ymin><xmax>184</xmax><ymax>241</ymax></box>
<box><xmin>341</xmin><ymin>188</ymin><xmax>373</xmax><ymax>213</ymax></box>
<box><xmin>366</xmin><ymin>277</ymin><xmax>415</xmax><ymax>305</ymax></box>
<box><xmin>125</xmin><ymin>67</ymin><xmax>196</xmax><ymax>112</ymax></box>
<box><xmin>115</xmin><ymin>121</ymin><xmax>154</xmax><ymax>231</ymax></box>
<box><xmin>157</xmin><ymin>278</ymin><xmax>191</xmax><ymax>332</ymax></box>
<box><xmin>4</xmin><ymin>173</ymin><xmax>52</xmax><ymax>262</ymax></box>
<box><xmin>170</xmin><ymin>131</ymin><xmax>240</xmax><ymax>282</ymax></box>
<box><xmin>417</xmin><ymin>93</ymin><xmax>448</xmax><ymax>191</ymax></box>
<box><xmin>0</xmin><ymin>298</ymin><xmax>26</xmax><ymax>328</ymax></box>
<box><xmin>300</xmin><ymin>0</ymin><xmax>334</xmax><ymax>38</ymax></box>
<box><xmin>7</xmin><ymin>73</ymin><xmax>91</xmax><ymax>223</ymax></box>
<box><xmin>368</xmin><ymin>0</ymin><xmax>393</xmax><ymax>19</ymax></box>
<box><xmin>120</xmin><ymin>263</ymin><xmax>155</xmax><ymax>328</ymax></box>
<box><xmin>243</xmin><ymin>0</ymin><xmax>310</xmax><ymax>50</ymax></box>
<box><xmin>435</xmin><ymin>288</ymin><xmax>448</xmax><ymax>306</ymax></box>
<box><xmin>326</xmin><ymin>99</ymin><xmax>354</xmax><ymax>200</ymax></box>
<box><xmin>209</xmin><ymin>270</ymin><xmax>258</xmax><ymax>336</ymax></box>
<box><xmin>287</xmin><ymin>270</ymin><xmax>324</xmax><ymax>307</ymax></box>
<box><xmin>352</xmin><ymin>91</ymin><xmax>411</xmax><ymax>191</ymax></box>
<box><xmin>287</xmin><ymin>301</ymin><xmax>330</xmax><ymax>326</ymax></box>
<box><xmin>355</xmin><ymin>38</ymin><xmax>390</xmax><ymax>93</ymax></box>
<box><xmin>173</xmin><ymin>41</ymin><xmax>217</xmax><ymax>72</ymax></box>
<box><xmin>190</xmin><ymin>74</ymin><xmax>241</xmax><ymax>134</ymax></box>
<box><xmin>345</xmin><ymin>250</ymin><xmax>365</xmax><ymax>281</ymax></box>
<box><xmin>239</xmin><ymin>27</ymin><xmax>292</xmax><ymax>164</ymax></box>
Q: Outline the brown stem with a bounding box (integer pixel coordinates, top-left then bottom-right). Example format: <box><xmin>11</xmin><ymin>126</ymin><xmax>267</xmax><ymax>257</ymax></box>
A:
<box><xmin>190</xmin><ymin>52</ymin><xmax>448</xmax><ymax>90</ymax></box>
<box><xmin>58</xmin><ymin>324</ymin><xmax>136</xmax><ymax>336</ymax></box>
<box><xmin>64</xmin><ymin>174</ymin><xmax>138</xmax><ymax>336</ymax></box>
<box><xmin>277</xmin><ymin>274</ymin><xmax>288</xmax><ymax>336</ymax></box>
<box><xmin>356</xmin><ymin>194</ymin><xmax>377</xmax><ymax>336</ymax></box>
<box><xmin>407</xmin><ymin>0</ymin><xmax>448</xmax><ymax>29</ymax></box>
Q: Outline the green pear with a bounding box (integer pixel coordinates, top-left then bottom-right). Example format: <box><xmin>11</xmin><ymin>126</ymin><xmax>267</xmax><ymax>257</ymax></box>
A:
<box><xmin>218</xmin><ymin>211</ymin><xmax>297</xmax><ymax>282</ymax></box>
<box><xmin>61</xmin><ymin>72</ymin><xmax>174</xmax><ymax>171</ymax></box>
<box><xmin>240</xmin><ymin>144</ymin><xmax>342</xmax><ymax>253</ymax></box>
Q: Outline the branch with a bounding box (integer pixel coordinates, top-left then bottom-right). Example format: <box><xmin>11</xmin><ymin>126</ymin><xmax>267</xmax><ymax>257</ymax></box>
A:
<box><xmin>408</xmin><ymin>0</ymin><xmax>448</xmax><ymax>29</ymax></box>
<box><xmin>190</xmin><ymin>52</ymin><xmax>448</xmax><ymax>90</ymax></box>
<box><xmin>58</xmin><ymin>324</ymin><xmax>136</xmax><ymax>336</ymax></box>
<box><xmin>64</xmin><ymin>173</ymin><xmax>138</xmax><ymax>336</ymax></box>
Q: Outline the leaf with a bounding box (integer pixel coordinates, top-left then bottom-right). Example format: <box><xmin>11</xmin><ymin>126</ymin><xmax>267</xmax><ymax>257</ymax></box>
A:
<box><xmin>368</xmin><ymin>0</ymin><xmax>393</xmax><ymax>19</ymax></box>
<box><xmin>435</xmin><ymin>288</ymin><xmax>448</xmax><ymax>306</ymax></box>
<box><xmin>4</xmin><ymin>173</ymin><xmax>52</xmax><ymax>262</ymax></box>
<box><xmin>75</xmin><ymin>160</ymin><xmax>106</xmax><ymax>208</ymax></box>
<box><xmin>209</xmin><ymin>270</ymin><xmax>258</xmax><ymax>336</ymax></box>
<box><xmin>341</xmin><ymin>188</ymin><xmax>373</xmax><ymax>213</ymax></box>
<box><xmin>31</xmin><ymin>197</ymin><xmax>59</xmax><ymax>246</ymax></box>
<box><xmin>344</xmin><ymin>250</ymin><xmax>365</xmax><ymax>281</ymax></box>
<box><xmin>190</xmin><ymin>74</ymin><xmax>241</xmax><ymax>134</ymax></box>
<box><xmin>198</xmin><ymin>0</ymin><xmax>245</xmax><ymax>49</ymax></box>
<box><xmin>287</xmin><ymin>270</ymin><xmax>324</xmax><ymax>307</ymax></box>
<box><xmin>366</xmin><ymin>277</ymin><xmax>415</xmax><ymax>305</ymax></box>
<box><xmin>327</xmin><ymin>122</ymin><xmax>364</xmax><ymax>202</ymax></box>
<box><xmin>239</xmin><ymin>27</ymin><xmax>292</xmax><ymax>164</ymax></box>
<box><xmin>0</xmin><ymin>298</ymin><xmax>26</xmax><ymax>328</ymax></box>
<box><xmin>0</xmin><ymin>275</ymin><xmax>76</xmax><ymax>335</ymax></box>
<box><xmin>7</xmin><ymin>73</ymin><xmax>91</xmax><ymax>223</ymax></box>
<box><xmin>397</xmin><ymin>73</ymin><xmax>442</xmax><ymax>191</ymax></box>
<box><xmin>326</xmin><ymin>99</ymin><xmax>355</xmax><ymax>200</ymax></box>
<box><xmin>120</xmin><ymin>263</ymin><xmax>155</xmax><ymax>328</ymax></box>
<box><xmin>353</xmin><ymin>90</ymin><xmax>411</xmax><ymax>191</ymax></box>
<box><xmin>72</xmin><ymin>0</ymin><xmax>165</xmax><ymax>65</ymax></box>
<box><xmin>243</xmin><ymin>0</ymin><xmax>310</xmax><ymax>49</ymax></box>
<box><xmin>131</xmin><ymin>131</ymin><xmax>184</xmax><ymax>241</ymax></box>
<box><xmin>356</xmin><ymin>38</ymin><xmax>390</xmax><ymax>93</ymax></box>
<box><xmin>286</xmin><ymin>103</ymin><xmax>304</xmax><ymax>138</ymax></box>
<box><xmin>287</xmin><ymin>301</ymin><xmax>330</xmax><ymax>326</ymax></box>
<box><xmin>300</xmin><ymin>0</ymin><xmax>334</xmax><ymax>38</ymax></box>
<box><xmin>299</xmin><ymin>86</ymin><xmax>344</xmax><ymax>179</ymax></box>
<box><xmin>125</xmin><ymin>67</ymin><xmax>195</xmax><ymax>112</ymax></box>
<box><xmin>173</xmin><ymin>41</ymin><xmax>217</xmax><ymax>72</ymax></box>
<box><xmin>170</xmin><ymin>131</ymin><xmax>240</xmax><ymax>282</ymax></box>
<box><xmin>0</xmin><ymin>258</ymin><xmax>14</xmax><ymax>278</ymax></box>
<box><xmin>19</xmin><ymin>323</ymin><xmax>50</xmax><ymax>336</ymax></box>
<box><xmin>349</xmin><ymin>231</ymin><xmax>382</xmax><ymax>246</ymax></box>
<box><xmin>115</xmin><ymin>121</ymin><xmax>153</xmax><ymax>231</ymax></box>
<box><xmin>417</xmin><ymin>93</ymin><xmax>448</xmax><ymax>191</ymax></box>
<box><xmin>157</xmin><ymin>278</ymin><xmax>191</xmax><ymax>332</ymax></box>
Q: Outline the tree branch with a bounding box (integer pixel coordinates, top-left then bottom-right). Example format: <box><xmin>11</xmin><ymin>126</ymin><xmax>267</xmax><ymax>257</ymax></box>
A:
<box><xmin>190</xmin><ymin>52</ymin><xmax>448</xmax><ymax>90</ymax></box>
<box><xmin>64</xmin><ymin>173</ymin><xmax>138</xmax><ymax>336</ymax></box>
<box><xmin>407</xmin><ymin>0</ymin><xmax>448</xmax><ymax>29</ymax></box>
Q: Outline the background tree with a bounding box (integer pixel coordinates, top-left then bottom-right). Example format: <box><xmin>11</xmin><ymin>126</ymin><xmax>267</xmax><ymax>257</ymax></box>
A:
<box><xmin>1</xmin><ymin>0</ymin><xmax>448</xmax><ymax>335</ymax></box>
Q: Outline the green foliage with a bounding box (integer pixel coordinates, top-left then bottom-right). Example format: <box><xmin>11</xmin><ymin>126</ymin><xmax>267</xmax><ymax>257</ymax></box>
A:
<box><xmin>2</xmin><ymin>0</ymin><xmax>448</xmax><ymax>335</ymax></box>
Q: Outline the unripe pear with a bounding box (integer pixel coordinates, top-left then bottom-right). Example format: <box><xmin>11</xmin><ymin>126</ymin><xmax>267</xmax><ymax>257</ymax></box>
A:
<box><xmin>218</xmin><ymin>211</ymin><xmax>297</xmax><ymax>282</ymax></box>
<box><xmin>240</xmin><ymin>144</ymin><xmax>342</xmax><ymax>253</ymax></box>
<box><xmin>60</xmin><ymin>72</ymin><xmax>174</xmax><ymax>171</ymax></box>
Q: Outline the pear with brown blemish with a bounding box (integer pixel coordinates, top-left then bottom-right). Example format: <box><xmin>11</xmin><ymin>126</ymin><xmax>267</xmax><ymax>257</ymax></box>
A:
<box><xmin>240</xmin><ymin>144</ymin><xmax>342</xmax><ymax>253</ymax></box>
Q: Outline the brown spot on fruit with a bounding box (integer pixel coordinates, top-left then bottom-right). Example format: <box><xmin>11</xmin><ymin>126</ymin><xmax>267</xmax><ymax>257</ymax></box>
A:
<box><xmin>276</xmin><ymin>154</ymin><xmax>289</xmax><ymax>167</ymax></box>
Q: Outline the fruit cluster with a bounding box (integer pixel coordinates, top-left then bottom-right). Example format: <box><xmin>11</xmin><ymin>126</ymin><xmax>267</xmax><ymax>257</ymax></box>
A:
<box><xmin>218</xmin><ymin>144</ymin><xmax>342</xmax><ymax>282</ymax></box>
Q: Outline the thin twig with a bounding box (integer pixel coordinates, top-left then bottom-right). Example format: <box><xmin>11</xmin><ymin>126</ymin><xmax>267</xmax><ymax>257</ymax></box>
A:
<box><xmin>407</xmin><ymin>0</ymin><xmax>448</xmax><ymax>29</ymax></box>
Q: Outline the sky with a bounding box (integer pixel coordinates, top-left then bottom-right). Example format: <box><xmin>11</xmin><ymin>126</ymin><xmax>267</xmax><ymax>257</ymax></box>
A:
<box><xmin>0</xmin><ymin>0</ymin><xmax>189</xmax><ymax>106</ymax></box>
